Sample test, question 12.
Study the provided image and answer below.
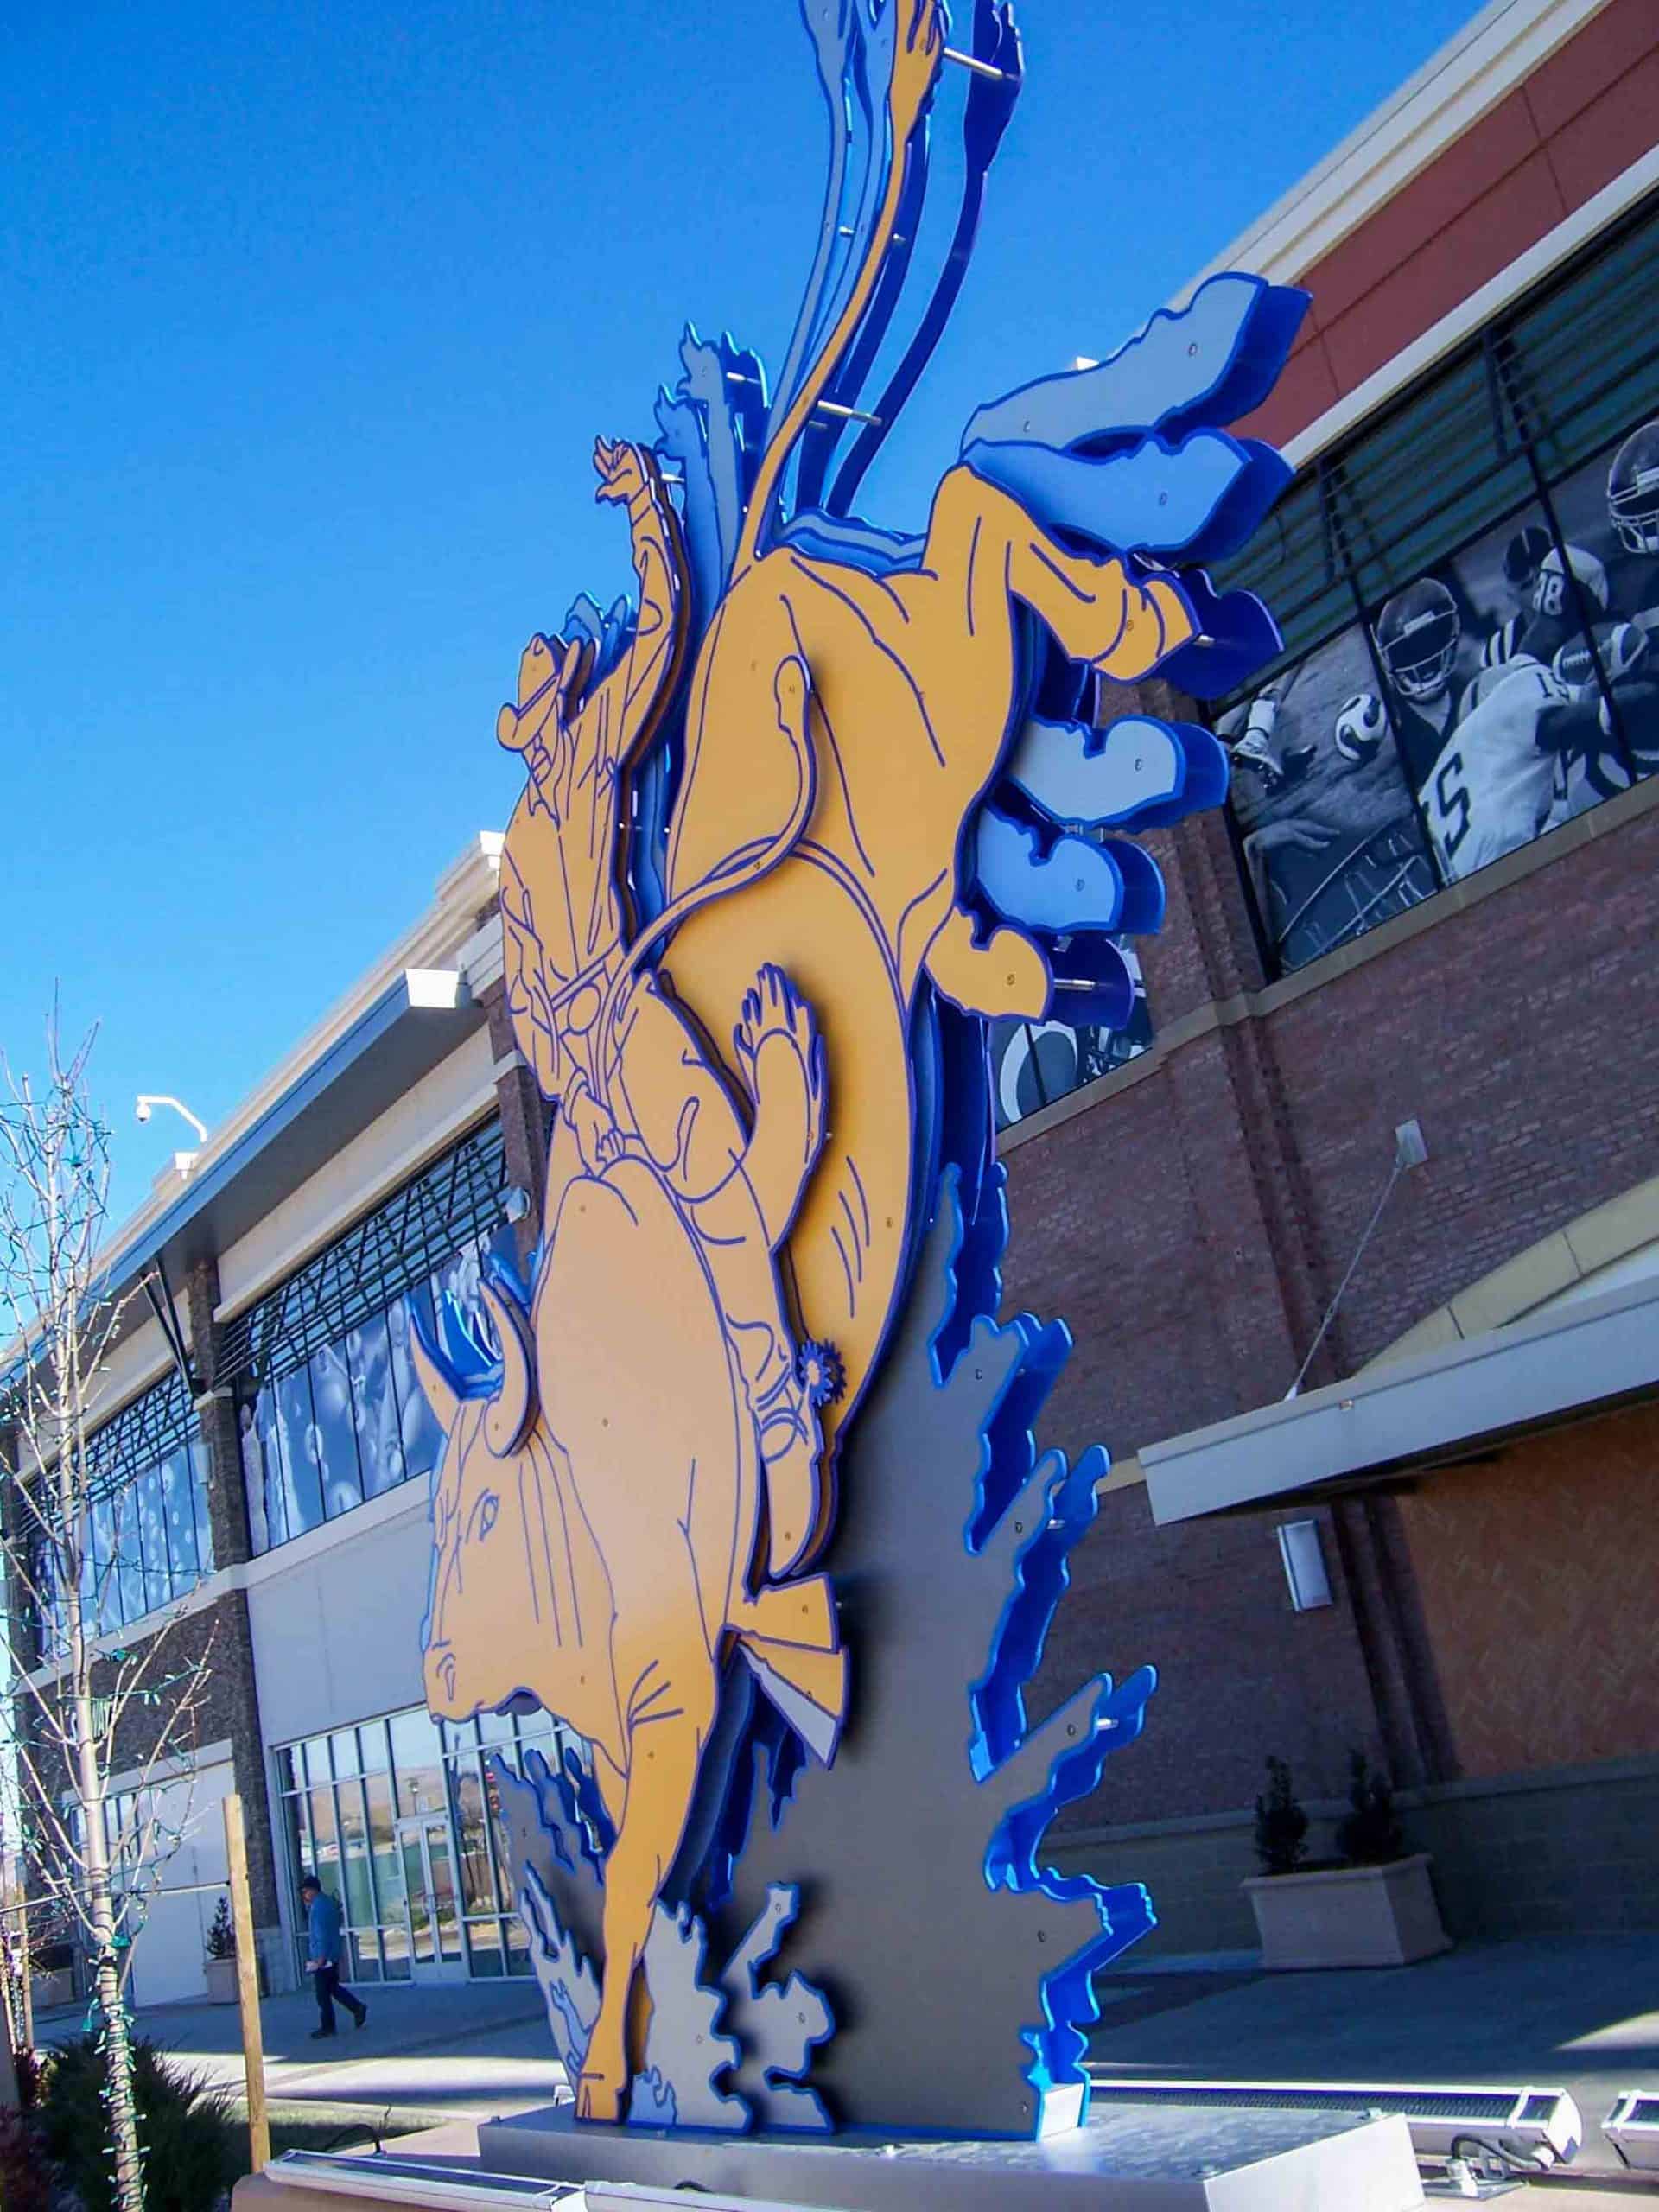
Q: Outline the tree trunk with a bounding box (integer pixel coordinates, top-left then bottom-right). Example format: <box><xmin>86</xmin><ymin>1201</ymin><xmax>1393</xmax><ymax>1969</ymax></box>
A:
<box><xmin>76</xmin><ymin>1708</ymin><xmax>145</xmax><ymax>2210</ymax></box>
<box><xmin>0</xmin><ymin>1997</ymin><xmax>18</xmax><ymax>2111</ymax></box>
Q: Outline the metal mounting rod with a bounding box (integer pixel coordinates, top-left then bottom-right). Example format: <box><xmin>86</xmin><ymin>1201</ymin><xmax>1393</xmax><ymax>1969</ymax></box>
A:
<box><xmin>944</xmin><ymin>45</ymin><xmax>1013</xmax><ymax>80</ymax></box>
<box><xmin>814</xmin><ymin>399</ymin><xmax>884</xmax><ymax>426</ymax></box>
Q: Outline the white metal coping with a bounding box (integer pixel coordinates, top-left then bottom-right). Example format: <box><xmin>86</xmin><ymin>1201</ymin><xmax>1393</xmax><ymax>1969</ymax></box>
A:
<box><xmin>265</xmin><ymin>2150</ymin><xmax>817</xmax><ymax>2209</ymax></box>
<box><xmin>1139</xmin><ymin>1266</ymin><xmax>1659</xmax><ymax>1524</ymax></box>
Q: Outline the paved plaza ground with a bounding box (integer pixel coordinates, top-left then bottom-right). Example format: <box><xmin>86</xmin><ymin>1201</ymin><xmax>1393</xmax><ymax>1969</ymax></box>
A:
<box><xmin>35</xmin><ymin>1932</ymin><xmax>1659</xmax><ymax>2201</ymax></box>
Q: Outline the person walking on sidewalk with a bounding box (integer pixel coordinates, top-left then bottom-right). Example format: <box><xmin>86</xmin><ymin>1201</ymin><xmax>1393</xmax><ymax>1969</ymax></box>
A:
<box><xmin>301</xmin><ymin>1873</ymin><xmax>367</xmax><ymax>2041</ymax></box>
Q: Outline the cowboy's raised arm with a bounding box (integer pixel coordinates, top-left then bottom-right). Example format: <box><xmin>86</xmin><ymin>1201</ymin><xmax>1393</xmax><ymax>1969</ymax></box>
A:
<box><xmin>593</xmin><ymin>438</ymin><xmax>688</xmax><ymax>769</ymax></box>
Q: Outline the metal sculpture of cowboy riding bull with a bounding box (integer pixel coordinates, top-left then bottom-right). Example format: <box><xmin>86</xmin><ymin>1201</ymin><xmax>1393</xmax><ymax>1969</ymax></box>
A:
<box><xmin>411</xmin><ymin>0</ymin><xmax>1303</xmax><ymax>2133</ymax></box>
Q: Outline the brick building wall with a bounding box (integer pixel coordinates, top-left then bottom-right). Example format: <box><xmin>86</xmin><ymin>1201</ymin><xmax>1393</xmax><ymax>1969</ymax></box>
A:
<box><xmin>1004</xmin><ymin>780</ymin><xmax>1659</xmax><ymax>1937</ymax></box>
<box><xmin>1397</xmin><ymin>1399</ymin><xmax>1659</xmax><ymax>1777</ymax></box>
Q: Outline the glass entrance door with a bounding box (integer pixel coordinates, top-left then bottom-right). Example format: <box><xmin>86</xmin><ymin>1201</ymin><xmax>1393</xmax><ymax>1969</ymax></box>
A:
<box><xmin>394</xmin><ymin>1815</ymin><xmax>465</xmax><ymax>1981</ymax></box>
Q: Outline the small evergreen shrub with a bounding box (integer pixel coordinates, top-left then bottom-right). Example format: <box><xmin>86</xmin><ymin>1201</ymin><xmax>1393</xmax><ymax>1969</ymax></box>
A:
<box><xmin>1335</xmin><ymin>1748</ymin><xmax>1407</xmax><ymax>1866</ymax></box>
<box><xmin>0</xmin><ymin>2105</ymin><xmax>52</xmax><ymax>2212</ymax></box>
<box><xmin>39</xmin><ymin>2031</ymin><xmax>241</xmax><ymax>2212</ymax></box>
<box><xmin>205</xmin><ymin>1893</ymin><xmax>237</xmax><ymax>1961</ymax></box>
<box><xmin>1254</xmin><ymin>1755</ymin><xmax>1310</xmax><ymax>1875</ymax></box>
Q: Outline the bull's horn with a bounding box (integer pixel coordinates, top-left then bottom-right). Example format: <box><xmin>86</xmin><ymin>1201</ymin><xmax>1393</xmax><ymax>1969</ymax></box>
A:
<box><xmin>409</xmin><ymin>1317</ymin><xmax>461</xmax><ymax>1434</ymax></box>
<box><xmin>481</xmin><ymin>1277</ymin><xmax>535</xmax><ymax>1458</ymax></box>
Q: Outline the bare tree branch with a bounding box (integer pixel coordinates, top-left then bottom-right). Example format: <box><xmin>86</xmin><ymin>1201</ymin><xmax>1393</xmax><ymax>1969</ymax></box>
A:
<box><xmin>2</xmin><ymin>1006</ymin><xmax>215</xmax><ymax>2209</ymax></box>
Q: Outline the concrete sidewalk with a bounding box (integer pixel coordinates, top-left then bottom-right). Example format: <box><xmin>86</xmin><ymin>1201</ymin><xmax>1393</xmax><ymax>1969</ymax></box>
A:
<box><xmin>35</xmin><ymin>1935</ymin><xmax>1659</xmax><ymax>2195</ymax></box>
<box><xmin>36</xmin><ymin>1975</ymin><xmax>568</xmax><ymax>2125</ymax></box>
<box><xmin>1090</xmin><ymin>1931</ymin><xmax>1659</xmax><ymax>2181</ymax></box>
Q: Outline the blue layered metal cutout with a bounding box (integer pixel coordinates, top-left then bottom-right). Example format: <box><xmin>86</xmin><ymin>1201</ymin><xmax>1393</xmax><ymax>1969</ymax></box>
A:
<box><xmin>922</xmin><ymin>1156</ymin><xmax>1163</xmax><ymax>2101</ymax></box>
<box><xmin>961</xmin><ymin>272</ymin><xmax>1308</xmax><ymax>453</ymax></box>
<box><xmin>963</xmin><ymin>429</ymin><xmax>1292</xmax><ymax>564</ymax></box>
<box><xmin>974</xmin><ymin>811</ymin><xmax>1166</xmax><ymax>938</ymax></box>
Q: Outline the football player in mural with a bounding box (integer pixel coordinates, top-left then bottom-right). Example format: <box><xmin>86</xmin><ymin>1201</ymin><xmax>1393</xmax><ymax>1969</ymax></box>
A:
<box><xmin>1371</xmin><ymin>575</ymin><xmax>1480</xmax><ymax>785</ymax></box>
<box><xmin>1216</xmin><ymin>683</ymin><xmax>1314</xmax><ymax>795</ymax></box>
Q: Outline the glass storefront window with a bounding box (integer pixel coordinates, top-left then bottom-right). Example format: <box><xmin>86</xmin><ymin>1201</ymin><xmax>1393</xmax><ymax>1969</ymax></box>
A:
<box><xmin>246</xmin><ymin>1387</ymin><xmax>284</xmax><ymax>1552</ymax></box>
<box><xmin>452</xmin><ymin>1756</ymin><xmax>498</xmax><ymax>1916</ymax></box>
<box><xmin>29</xmin><ymin>1376</ymin><xmax>213</xmax><ymax>1655</ymax></box>
<box><xmin>162</xmin><ymin>1446</ymin><xmax>200</xmax><ymax>1594</ymax></box>
<box><xmin>110</xmin><ymin>1489</ymin><xmax>144</xmax><ymax>1627</ymax></box>
<box><xmin>505</xmin><ymin>1911</ymin><xmax>531</xmax><ymax>1976</ymax></box>
<box><xmin>190</xmin><ymin>1440</ymin><xmax>215</xmax><ymax>1574</ymax></box>
<box><xmin>337</xmin><ymin>1778</ymin><xmax>376</xmax><ymax>1931</ymax></box>
<box><xmin>389</xmin><ymin>1707</ymin><xmax>445</xmax><ymax>1820</ymax></box>
<box><xmin>348</xmin><ymin>1312</ymin><xmax>406</xmax><ymax>1501</ymax></box>
<box><xmin>276</xmin><ymin>1366</ymin><xmax>324</xmax><ymax>1538</ymax></box>
<box><xmin>307</xmin><ymin>1786</ymin><xmax>340</xmax><ymax>1897</ymax></box>
<box><xmin>136</xmin><ymin>1461</ymin><xmax>168</xmax><ymax>1615</ymax></box>
<box><xmin>276</xmin><ymin>1700</ymin><xmax>581</xmax><ymax>1988</ymax></box>
<box><xmin>232</xmin><ymin>1157</ymin><xmax>517</xmax><ymax>1558</ymax></box>
<box><xmin>464</xmin><ymin>1915</ymin><xmax>505</xmax><ymax>1977</ymax></box>
<box><xmin>389</xmin><ymin>1290</ymin><xmax>444</xmax><ymax>1484</ymax></box>
<box><xmin>309</xmin><ymin>1342</ymin><xmax>364</xmax><ymax>1521</ymax></box>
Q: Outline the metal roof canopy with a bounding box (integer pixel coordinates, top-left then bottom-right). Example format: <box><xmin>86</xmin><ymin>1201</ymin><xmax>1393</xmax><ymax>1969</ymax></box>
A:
<box><xmin>95</xmin><ymin>968</ymin><xmax>484</xmax><ymax>1309</ymax></box>
<box><xmin>1141</xmin><ymin>1268</ymin><xmax>1659</xmax><ymax>1524</ymax></box>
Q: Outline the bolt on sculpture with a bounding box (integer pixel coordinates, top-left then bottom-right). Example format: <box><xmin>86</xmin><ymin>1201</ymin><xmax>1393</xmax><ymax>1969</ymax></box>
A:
<box><xmin>411</xmin><ymin>0</ymin><xmax>1305</xmax><ymax>2142</ymax></box>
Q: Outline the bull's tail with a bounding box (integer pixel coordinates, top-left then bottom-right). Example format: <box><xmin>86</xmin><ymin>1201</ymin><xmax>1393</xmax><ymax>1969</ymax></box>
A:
<box><xmin>733</xmin><ymin>1573</ymin><xmax>847</xmax><ymax>1768</ymax></box>
<box><xmin>728</xmin><ymin>12</ymin><xmax>930</xmax><ymax>579</ymax></box>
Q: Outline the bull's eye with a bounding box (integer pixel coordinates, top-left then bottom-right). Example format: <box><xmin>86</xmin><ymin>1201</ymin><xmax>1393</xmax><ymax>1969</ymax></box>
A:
<box><xmin>470</xmin><ymin>1491</ymin><xmax>500</xmax><ymax>1542</ymax></box>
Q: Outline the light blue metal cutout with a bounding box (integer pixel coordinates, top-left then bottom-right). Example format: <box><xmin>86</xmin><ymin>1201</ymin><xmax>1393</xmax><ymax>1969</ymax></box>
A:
<box><xmin>961</xmin><ymin>272</ymin><xmax>1308</xmax><ymax>453</ymax></box>
<box><xmin>1005</xmin><ymin>713</ymin><xmax>1184</xmax><ymax>824</ymax></box>
<box><xmin>975</xmin><ymin>811</ymin><xmax>1133</xmax><ymax>934</ymax></box>
<box><xmin>963</xmin><ymin>428</ymin><xmax>1291</xmax><ymax>563</ymax></box>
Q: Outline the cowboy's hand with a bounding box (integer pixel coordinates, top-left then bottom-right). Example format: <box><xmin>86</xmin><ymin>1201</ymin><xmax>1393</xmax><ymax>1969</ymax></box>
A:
<box><xmin>889</xmin><ymin>0</ymin><xmax>946</xmax><ymax>135</ymax></box>
<box><xmin>565</xmin><ymin>1078</ymin><xmax>619</xmax><ymax>1177</ymax></box>
<box><xmin>594</xmin><ymin>437</ymin><xmax>653</xmax><ymax>511</ymax></box>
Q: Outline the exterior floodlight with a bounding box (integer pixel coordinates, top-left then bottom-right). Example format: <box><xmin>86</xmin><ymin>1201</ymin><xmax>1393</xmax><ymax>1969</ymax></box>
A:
<box><xmin>1277</xmin><ymin>1516</ymin><xmax>1332</xmax><ymax>1610</ymax></box>
<box><xmin>136</xmin><ymin>1094</ymin><xmax>207</xmax><ymax>1145</ymax></box>
<box><xmin>1083</xmin><ymin>2079</ymin><xmax>1581</xmax><ymax>2170</ymax></box>
<box><xmin>1605</xmin><ymin>2090</ymin><xmax>1659</xmax><ymax>2171</ymax></box>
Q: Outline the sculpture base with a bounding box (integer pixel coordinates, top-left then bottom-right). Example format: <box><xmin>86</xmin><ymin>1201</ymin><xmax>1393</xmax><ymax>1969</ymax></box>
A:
<box><xmin>472</xmin><ymin>2099</ymin><xmax>1425</xmax><ymax>2208</ymax></box>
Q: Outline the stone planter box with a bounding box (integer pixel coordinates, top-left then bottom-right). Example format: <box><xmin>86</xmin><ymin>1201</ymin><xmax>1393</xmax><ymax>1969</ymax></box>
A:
<box><xmin>204</xmin><ymin>1955</ymin><xmax>239</xmax><ymax>2005</ymax></box>
<box><xmin>32</xmin><ymin>1966</ymin><xmax>76</xmax><ymax>2012</ymax></box>
<box><xmin>1244</xmin><ymin>1853</ymin><xmax>1451</xmax><ymax>1969</ymax></box>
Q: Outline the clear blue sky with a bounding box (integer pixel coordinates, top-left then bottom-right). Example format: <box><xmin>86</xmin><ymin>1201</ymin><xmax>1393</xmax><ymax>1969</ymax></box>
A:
<box><xmin>2</xmin><ymin>0</ymin><xmax>1473</xmax><ymax>1230</ymax></box>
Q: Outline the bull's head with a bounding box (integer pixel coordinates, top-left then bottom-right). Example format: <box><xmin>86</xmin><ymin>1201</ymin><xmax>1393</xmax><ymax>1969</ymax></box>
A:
<box><xmin>410</xmin><ymin>1268</ymin><xmax>542</xmax><ymax>1724</ymax></box>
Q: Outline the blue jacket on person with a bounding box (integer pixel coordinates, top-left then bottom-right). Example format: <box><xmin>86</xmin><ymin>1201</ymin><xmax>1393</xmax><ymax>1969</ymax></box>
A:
<box><xmin>307</xmin><ymin>1889</ymin><xmax>345</xmax><ymax>1969</ymax></box>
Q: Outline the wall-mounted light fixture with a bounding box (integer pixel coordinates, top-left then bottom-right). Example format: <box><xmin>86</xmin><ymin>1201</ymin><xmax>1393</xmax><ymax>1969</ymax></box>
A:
<box><xmin>136</xmin><ymin>1093</ymin><xmax>207</xmax><ymax>1145</ymax></box>
<box><xmin>503</xmin><ymin>1185</ymin><xmax>532</xmax><ymax>1224</ymax></box>
<box><xmin>1277</xmin><ymin>1518</ymin><xmax>1332</xmax><ymax>1611</ymax></box>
